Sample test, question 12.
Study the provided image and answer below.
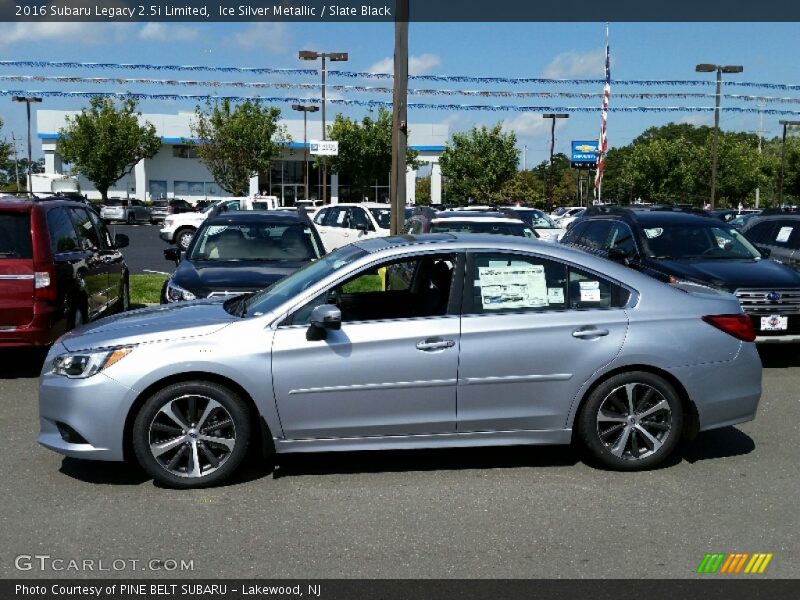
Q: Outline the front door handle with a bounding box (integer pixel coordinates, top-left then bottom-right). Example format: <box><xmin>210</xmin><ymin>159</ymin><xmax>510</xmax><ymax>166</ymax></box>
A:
<box><xmin>416</xmin><ymin>339</ymin><xmax>456</xmax><ymax>351</ymax></box>
<box><xmin>572</xmin><ymin>327</ymin><xmax>610</xmax><ymax>339</ymax></box>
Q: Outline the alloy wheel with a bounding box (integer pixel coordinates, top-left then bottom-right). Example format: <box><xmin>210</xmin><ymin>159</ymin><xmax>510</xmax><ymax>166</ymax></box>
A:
<box><xmin>148</xmin><ymin>394</ymin><xmax>237</xmax><ymax>478</ymax></box>
<box><xmin>596</xmin><ymin>383</ymin><xmax>672</xmax><ymax>460</ymax></box>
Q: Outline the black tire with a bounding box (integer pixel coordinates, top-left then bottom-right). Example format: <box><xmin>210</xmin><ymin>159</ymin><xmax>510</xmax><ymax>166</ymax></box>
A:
<box><xmin>176</xmin><ymin>228</ymin><xmax>195</xmax><ymax>251</ymax></box>
<box><xmin>132</xmin><ymin>381</ymin><xmax>252</xmax><ymax>488</ymax></box>
<box><xmin>127</xmin><ymin>213</ymin><xmax>135</xmax><ymax>225</ymax></box>
<box><xmin>118</xmin><ymin>277</ymin><xmax>130</xmax><ymax>312</ymax></box>
<box><xmin>577</xmin><ymin>371</ymin><xmax>683</xmax><ymax>471</ymax></box>
<box><xmin>68</xmin><ymin>299</ymin><xmax>87</xmax><ymax>330</ymax></box>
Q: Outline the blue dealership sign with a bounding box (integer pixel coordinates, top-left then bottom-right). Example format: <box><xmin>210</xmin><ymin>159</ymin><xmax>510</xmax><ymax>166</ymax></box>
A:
<box><xmin>571</xmin><ymin>140</ymin><xmax>599</xmax><ymax>167</ymax></box>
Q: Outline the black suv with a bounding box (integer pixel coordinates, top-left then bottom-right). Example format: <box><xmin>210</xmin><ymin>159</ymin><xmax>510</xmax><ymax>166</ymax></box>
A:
<box><xmin>741</xmin><ymin>209</ymin><xmax>800</xmax><ymax>270</ymax></box>
<box><xmin>561</xmin><ymin>205</ymin><xmax>800</xmax><ymax>342</ymax></box>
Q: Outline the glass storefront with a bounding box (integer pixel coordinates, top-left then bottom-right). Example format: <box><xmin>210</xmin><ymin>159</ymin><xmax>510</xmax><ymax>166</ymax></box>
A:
<box><xmin>259</xmin><ymin>159</ymin><xmax>329</xmax><ymax>206</ymax></box>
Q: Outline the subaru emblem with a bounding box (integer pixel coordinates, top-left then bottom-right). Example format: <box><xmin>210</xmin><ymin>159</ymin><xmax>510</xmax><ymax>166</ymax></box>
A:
<box><xmin>767</xmin><ymin>292</ymin><xmax>782</xmax><ymax>302</ymax></box>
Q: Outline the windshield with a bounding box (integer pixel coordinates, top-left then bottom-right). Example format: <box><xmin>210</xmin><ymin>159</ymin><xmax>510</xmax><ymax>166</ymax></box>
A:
<box><xmin>240</xmin><ymin>244</ymin><xmax>368</xmax><ymax>317</ymax></box>
<box><xmin>430</xmin><ymin>221</ymin><xmax>536</xmax><ymax>237</ymax></box>
<box><xmin>642</xmin><ymin>224</ymin><xmax>761</xmax><ymax>259</ymax></box>
<box><xmin>104</xmin><ymin>199</ymin><xmax>126</xmax><ymax>206</ymax></box>
<box><xmin>369</xmin><ymin>207</ymin><xmax>391</xmax><ymax>230</ymax></box>
<box><xmin>152</xmin><ymin>200</ymin><xmax>168</xmax><ymax>207</ymax></box>
<box><xmin>188</xmin><ymin>222</ymin><xmax>322</xmax><ymax>262</ymax></box>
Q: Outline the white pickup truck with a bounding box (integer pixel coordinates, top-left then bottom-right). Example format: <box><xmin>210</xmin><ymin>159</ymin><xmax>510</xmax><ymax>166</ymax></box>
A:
<box><xmin>159</xmin><ymin>196</ymin><xmax>279</xmax><ymax>250</ymax></box>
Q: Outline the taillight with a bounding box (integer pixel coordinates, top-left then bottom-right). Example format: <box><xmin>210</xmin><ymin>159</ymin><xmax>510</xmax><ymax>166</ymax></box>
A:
<box><xmin>33</xmin><ymin>265</ymin><xmax>57</xmax><ymax>302</ymax></box>
<box><xmin>702</xmin><ymin>314</ymin><xmax>756</xmax><ymax>342</ymax></box>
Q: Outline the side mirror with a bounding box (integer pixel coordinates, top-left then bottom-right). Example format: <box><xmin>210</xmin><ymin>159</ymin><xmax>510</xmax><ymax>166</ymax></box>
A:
<box><xmin>758</xmin><ymin>246</ymin><xmax>771</xmax><ymax>258</ymax></box>
<box><xmin>355</xmin><ymin>223</ymin><xmax>369</xmax><ymax>233</ymax></box>
<box><xmin>164</xmin><ymin>247</ymin><xmax>181</xmax><ymax>263</ymax></box>
<box><xmin>307</xmin><ymin>304</ymin><xmax>341</xmax><ymax>340</ymax></box>
<box><xmin>608</xmin><ymin>247</ymin><xmax>630</xmax><ymax>263</ymax></box>
<box><xmin>113</xmin><ymin>233</ymin><xmax>129</xmax><ymax>249</ymax></box>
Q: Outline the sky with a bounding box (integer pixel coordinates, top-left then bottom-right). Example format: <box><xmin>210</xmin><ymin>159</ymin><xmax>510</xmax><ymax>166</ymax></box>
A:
<box><xmin>0</xmin><ymin>21</ymin><xmax>798</xmax><ymax>167</ymax></box>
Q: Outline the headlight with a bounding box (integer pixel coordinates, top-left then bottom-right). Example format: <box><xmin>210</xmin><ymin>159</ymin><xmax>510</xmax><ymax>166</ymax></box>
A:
<box><xmin>52</xmin><ymin>346</ymin><xmax>134</xmax><ymax>379</ymax></box>
<box><xmin>165</xmin><ymin>279</ymin><xmax>196</xmax><ymax>303</ymax></box>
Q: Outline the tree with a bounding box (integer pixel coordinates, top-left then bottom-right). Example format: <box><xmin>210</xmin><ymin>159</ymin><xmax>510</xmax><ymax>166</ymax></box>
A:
<box><xmin>439</xmin><ymin>124</ymin><xmax>518</xmax><ymax>202</ymax></box>
<box><xmin>621</xmin><ymin>137</ymin><xmax>706</xmax><ymax>203</ymax></box>
<box><xmin>415</xmin><ymin>177</ymin><xmax>431</xmax><ymax>205</ymax></box>
<box><xmin>0</xmin><ymin>117</ymin><xmax>11</xmax><ymax>168</ymax></box>
<box><xmin>57</xmin><ymin>98</ymin><xmax>161</xmax><ymax>202</ymax></box>
<box><xmin>191</xmin><ymin>99</ymin><xmax>287</xmax><ymax>197</ymax></box>
<box><xmin>320</xmin><ymin>108</ymin><xmax>419</xmax><ymax>198</ymax></box>
<box><xmin>501</xmin><ymin>170</ymin><xmax>544</xmax><ymax>206</ymax></box>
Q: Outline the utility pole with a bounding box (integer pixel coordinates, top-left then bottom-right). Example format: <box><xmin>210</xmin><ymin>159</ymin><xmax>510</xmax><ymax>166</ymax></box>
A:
<box><xmin>12</xmin><ymin>96</ymin><xmax>43</xmax><ymax>197</ymax></box>
<box><xmin>292</xmin><ymin>104</ymin><xmax>319</xmax><ymax>202</ymax></box>
<box><xmin>11</xmin><ymin>132</ymin><xmax>20</xmax><ymax>194</ymax></box>
<box><xmin>542</xmin><ymin>113</ymin><xmax>568</xmax><ymax>206</ymax></box>
<box><xmin>390</xmin><ymin>0</ymin><xmax>409</xmax><ymax>235</ymax></box>
<box><xmin>523</xmin><ymin>145</ymin><xmax>527</xmax><ymax>171</ymax></box>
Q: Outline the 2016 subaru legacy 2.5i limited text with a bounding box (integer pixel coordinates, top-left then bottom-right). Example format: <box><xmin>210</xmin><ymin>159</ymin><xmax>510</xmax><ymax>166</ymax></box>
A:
<box><xmin>38</xmin><ymin>234</ymin><xmax>762</xmax><ymax>488</ymax></box>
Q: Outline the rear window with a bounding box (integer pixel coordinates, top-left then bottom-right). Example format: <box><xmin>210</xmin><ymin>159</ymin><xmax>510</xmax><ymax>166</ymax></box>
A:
<box><xmin>153</xmin><ymin>200</ymin><xmax>169</xmax><ymax>207</ymax></box>
<box><xmin>104</xmin><ymin>199</ymin><xmax>127</xmax><ymax>206</ymax></box>
<box><xmin>430</xmin><ymin>221</ymin><xmax>535</xmax><ymax>237</ymax></box>
<box><xmin>0</xmin><ymin>213</ymin><xmax>33</xmax><ymax>259</ymax></box>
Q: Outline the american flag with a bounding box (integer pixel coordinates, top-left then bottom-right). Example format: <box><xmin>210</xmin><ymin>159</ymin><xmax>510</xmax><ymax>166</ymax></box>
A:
<box><xmin>595</xmin><ymin>25</ymin><xmax>610</xmax><ymax>199</ymax></box>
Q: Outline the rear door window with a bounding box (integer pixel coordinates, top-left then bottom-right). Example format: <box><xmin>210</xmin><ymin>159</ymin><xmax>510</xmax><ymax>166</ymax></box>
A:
<box><xmin>580</xmin><ymin>220</ymin><xmax>613</xmax><ymax>250</ymax></box>
<box><xmin>609</xmin><ymin>222</ymin><xmax>638</xmax><ymax>255</ymax></box>
<box><xmin>744</xmin><ymin>221</ymin><xmax>777</xmax><ymax>245</ymax></box>
<box><xmin>46</xmin><ymin>207</ymin><xmax>81</xmax><ymax>253</ymax></box>
<box><xmin>0</xmin><ymin>213</ymin><xmax>32</xmax><ymax>259</ymax></box>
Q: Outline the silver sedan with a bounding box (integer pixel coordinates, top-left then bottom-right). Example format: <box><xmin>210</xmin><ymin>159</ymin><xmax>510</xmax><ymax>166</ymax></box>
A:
<box><xmin>39</xmin><ymin>234</ymin><xmax>762</xmax><ymax>488</ymax></box>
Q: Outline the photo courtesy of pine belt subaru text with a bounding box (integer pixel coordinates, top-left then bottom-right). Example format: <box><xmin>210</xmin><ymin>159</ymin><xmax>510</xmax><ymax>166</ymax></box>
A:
<box><xmin>39</xmin><ymin>234</ymin><xmax>761</xmax><ymax>488</ymax></box>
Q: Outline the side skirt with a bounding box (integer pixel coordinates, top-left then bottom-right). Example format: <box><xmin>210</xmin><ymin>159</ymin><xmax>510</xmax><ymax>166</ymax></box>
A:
<box><xmin>274</xmin><ymin>429</ymin><xmax>572</xmax><ymax>454</ymax></box>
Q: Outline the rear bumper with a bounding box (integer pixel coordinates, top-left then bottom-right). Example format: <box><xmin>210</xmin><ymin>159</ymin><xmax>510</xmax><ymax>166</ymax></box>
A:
<box><xmin>0</xmin><ymin>302</ymin><xmax>64</xmax><ymax>347</ymax></box>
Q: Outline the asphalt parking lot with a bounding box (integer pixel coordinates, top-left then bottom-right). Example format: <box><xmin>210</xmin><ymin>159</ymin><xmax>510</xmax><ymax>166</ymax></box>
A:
<box><xmin>107</xmin><ymin>222</ymin><xmax>171</xmax><ymax>275</ymax></box>
<box><xmin>1</xmin><ymin>346</ymin><xmax>798</xmax><ymax>579</ymax></box>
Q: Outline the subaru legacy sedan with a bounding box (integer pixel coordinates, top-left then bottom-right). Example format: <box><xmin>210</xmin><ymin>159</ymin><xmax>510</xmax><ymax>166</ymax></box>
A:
<box><xmin>38</xmin><ymin>235</ymin><xmax>762</xmax><ymax>488</ymax></box>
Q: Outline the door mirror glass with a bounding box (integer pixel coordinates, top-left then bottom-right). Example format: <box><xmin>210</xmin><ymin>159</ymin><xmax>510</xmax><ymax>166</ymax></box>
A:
<box><xmin>608</xmin><ymin>247</ymin><xmax>630</xmax><ymax>262</ymax></box>
<box><xmin>310</xmin><ymin>304</ymin><xmax>342</xmax><ymax>330</ymax></box>
<box><xmin>355</xmin><ymin>222</ymin><xmax>369</xmax><ymax>232</ymax></box>
<box><xmin>758</xmin><ymin>246</ymin><xmax>771</xmax><ymax>258</ymax></box>
<box><xmin>113</xmin><ymin>233</ymin><xmax>129</xmax><ymax>249</ymax></box>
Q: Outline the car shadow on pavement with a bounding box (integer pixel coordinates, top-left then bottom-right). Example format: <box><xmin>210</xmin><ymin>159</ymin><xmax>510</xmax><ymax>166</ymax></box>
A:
<box><xmin>272</xmin><ymin>444</ymin><xmax>581</xmax><ymax>479</ymax></box>
<box><xmin>0</xmin><ymin>348</ymin><xmax>47</xmax><ymax>379</ymax></box>
<box><xmin>679</xmin><ymin>426</ymin><xmax>755</xmax><ymax>464</ymax></box>
<box><xmin>758</xmin><ymin>345</ymin><xmax>800</xmax><ymax>368</ymax></box>
<box><xmin>59</xmin><ymin>458</ymin><xmax>150</xmax><ymax>485</ymax></box>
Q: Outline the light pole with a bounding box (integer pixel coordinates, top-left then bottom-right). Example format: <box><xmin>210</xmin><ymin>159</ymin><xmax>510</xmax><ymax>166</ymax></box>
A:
<box><xmin>695</xmin><ymin>63</ymin><xmax>743</xmax><ymax>209</ymax></box>
<box><xmin>12</xmin><ymin>95</ymin><xmax>42</xmax><ymax>197</ymax></box>
<box><xmin>299</xmin><ymin>50</ymin><xmax>348</xmax><ymax>204</ymax></box>
<box><xmin>778</xmin><ymin>119</ymin><xmax>800</xmax><ymax>206</ymax></box>
<box><xmin>542</xmin><ymin>113</ymin><xmax>568</xmax><ymax>206</ymax></box>
<box><xmin>292</xmin><ymin>104</ymin><xmax>319</xmax><ymax>202</ymax></box>
<box><xmin>390</xmin><ymin>0</ymin><xmax>409</xmax><ymax>235</ymax></box>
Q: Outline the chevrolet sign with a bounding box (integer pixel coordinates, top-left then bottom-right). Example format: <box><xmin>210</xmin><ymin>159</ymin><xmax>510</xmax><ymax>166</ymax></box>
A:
<box><xmin>571</xmin><ymin>140</ymin><xmax>599</xmax><ymax>165</ymax></box>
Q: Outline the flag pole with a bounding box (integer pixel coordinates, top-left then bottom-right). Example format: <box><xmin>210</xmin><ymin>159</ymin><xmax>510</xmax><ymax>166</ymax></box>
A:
<box><xmin>595</xmin><ymin>22</ymin><xmax>610</xmax><ymax>203</ymax></box>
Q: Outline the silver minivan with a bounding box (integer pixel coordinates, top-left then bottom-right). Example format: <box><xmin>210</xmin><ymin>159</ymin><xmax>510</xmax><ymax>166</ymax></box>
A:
<box><xmin>39</xmin><ymin>235</ymin><xmax>762</xmax><ymax>488</ymax></box>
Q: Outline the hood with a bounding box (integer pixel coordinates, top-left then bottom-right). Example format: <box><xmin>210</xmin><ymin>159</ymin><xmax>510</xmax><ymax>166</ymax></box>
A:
<box><xmin>649</xmin><ymin>257</ymin><xmax>800</xmax><ymax>291</ymax></box>
<box><xmin>60</xmin><ymin>299</ymin><xmax>237</xmax><ymax>351</ymax></box>
<box><xmin>173</xmin><ymin>259</ymin><xmax>305</xmax><ymax>296</ymax></box>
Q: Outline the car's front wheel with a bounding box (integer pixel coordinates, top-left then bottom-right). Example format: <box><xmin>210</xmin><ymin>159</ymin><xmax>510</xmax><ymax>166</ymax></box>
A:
<box><xmin>132</xmin><ymin>381</ymin><xmax>251</xmax><ymax>488</ymax></box>
<box><xmin>176</xmin><ymin>228</ymin><xmax>195</xmax><ymax>251</ymax></box>
<box><xmin>578</xmin><ymin>371</ymin><xmax>683</xmax><ymax>471</ymax></box>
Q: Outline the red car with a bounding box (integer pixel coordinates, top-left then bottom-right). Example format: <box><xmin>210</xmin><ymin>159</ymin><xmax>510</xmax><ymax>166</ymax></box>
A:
<box><xmin>0</xmin><ymin>197</ymin><xmax>130</xmax><ymax>347</ymax></box>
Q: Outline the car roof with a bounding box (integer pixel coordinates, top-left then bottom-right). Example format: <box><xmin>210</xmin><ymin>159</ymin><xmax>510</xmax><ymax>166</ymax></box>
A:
<box><xmin>584</xmin><ymin>209</ymin><xmax>726</xmax><ymax>227</ymax></box>
<box><xmin>431</xmin><ymin>211</ymin><xmax>523</xmax><ymax>223</ymax></box>
<box><xmin>320</xmin><ymin>202</ymin><xmax>390</xmax><ymax>209</ymax></box>
<box><xmin>205</xmin><ymin>211</ymin><xmax>305</xmax><ymax>225</ymax></box>
<box><xmin>747</xmin><ymin>213</ymin><xmax>800</xmax><ymax>221</ymax></box>
<box><xmin>0</xmin><ymin>197</ymin><xmax>86</xmax><ymax>212</ymax></box>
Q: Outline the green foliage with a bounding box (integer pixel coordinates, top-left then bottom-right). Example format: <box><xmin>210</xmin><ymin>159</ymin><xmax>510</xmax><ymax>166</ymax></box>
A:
<box><xmin>0</xmin><ymin>118</ymin><xmax>11</xmax><ymax>167</ymax></box>
<box><xmin>321</xmin><ymin>108</ymin><xmax>419</xmax><ymax>197</ymax></box>
<box><xmin>191</xmin><ymin>99</ymin><xmax>287</xmax><ymax>197</ymax></box>
<box><xmin>415</xmin><ymin>177</ymin><xmax>432</xmax><ymax>205</ymax></box>
<box><xmin>501</xmin><ymin>169</ymin><xmax>544</xmax><ymax>206</ymax></box>
<box><xmin>57</xmin><ymin>98</ymin><xmax>161</xmax><ymax>201</ymax></box>
<box><xmin>439</xmin><ymin>124</ymin><xmax>518</xmax><ymax>202</ymax></box>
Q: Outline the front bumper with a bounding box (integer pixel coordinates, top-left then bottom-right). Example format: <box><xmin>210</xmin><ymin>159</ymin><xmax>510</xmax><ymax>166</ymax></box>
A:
<box><xmin>159</xmin><ymin>231</ymin><xmax>174</xmax><ymax>243</ymax></box>
<box><xmin>38</xmin><ymin>354</ymin><xmax>135</xmax><ymax>461</ymax></box>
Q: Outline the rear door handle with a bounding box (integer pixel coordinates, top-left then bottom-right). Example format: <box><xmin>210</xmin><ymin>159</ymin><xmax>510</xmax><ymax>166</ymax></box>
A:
<box><xmin>572</xmin><ymin>328</ymin><xmax>609</xmax><ymax>339</ymax></box>
<box><xmin>416</xmin><ymin>339</ymin><xmax>456</xmax><ymax>351</ymax></box>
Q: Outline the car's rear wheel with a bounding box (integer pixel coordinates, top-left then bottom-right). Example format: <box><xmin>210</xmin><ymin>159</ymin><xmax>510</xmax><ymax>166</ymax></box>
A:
<box><xmin>176</xmin><ymin>228</ymin><xmax>195</xmax><ymax>250</ymax></box>
<box><xmin>132</xmin><ymin>381</ymin><xmax>251</xmax><ymax>488</ymax></box>
<box><xmin>578</xmin><ymin>371</ymin><xmax>682</xmax><ymax>471</ymax></box>
<box><xmin>127</xmin><ymin>213</ymin><xmax>135</xmax><ymax>224</ymax></box>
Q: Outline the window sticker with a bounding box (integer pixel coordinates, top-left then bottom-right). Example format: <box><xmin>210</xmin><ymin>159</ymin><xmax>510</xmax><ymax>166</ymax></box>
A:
<box><xmin>579</xmin><ymin>280</ymin><xmax>601</xmax><ymax>302</ymax></box>
<box><xmin>478</xmin><ymin>264</ymin><xmax>548</xmax><ymax>310</ymax></box>
<box><xmin>776</xmin><ymin>226</ymin><xmax>793</xmax><ymax>243</ymax></box>
<box><xmin>547</xmin><ymin>287</ymin><xmax>565</xmax><ymax>303</ymax></box>
<box><xmin>643</xmin><ymin>228</ymin><xmax>663</xmax><ymax>239</ymax></box>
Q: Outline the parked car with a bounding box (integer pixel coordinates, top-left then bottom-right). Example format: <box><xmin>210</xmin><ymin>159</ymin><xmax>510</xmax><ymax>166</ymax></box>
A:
<box><xmin>149</xmin><ymin>198</ymin><xmax>193</xmax><ymax>224</ymax></box>
<box><xmin>730</xmin><ymin>212</ymin><xmax>761</xmax><ymax>229</ymax></box>
<box><xmin>38</xmin><ymin>233</ymin><xmax>761</xmax><ymax>487</ymax></box>
<box><xmin>554</xmin><ymin>207</ymin><xmax>586</xmax><ymax>229</ymax></box>
<box><xmin>741</xmin><ymin>211</ymin><xmax>800</xmax><ymax>270</ymax></box>
<box><xmin>499</xmin><ymin>207</ymin><xmax>566</xmax><ymax>242</ymax></box>
<box><xmin>100</xmin><ymin>198</ymin><xmax>151</xmax><ymax>224</ymax></box>
<box><xmin>0</xmin><ymin>196</ymin><xmax>129</xmax><ymax>347</ymax></box>
<box><xmin>311</xmin><ymin>203</ymin><xmax>392</xmax><ymax>251</ymax></box>
<box><xmin>402</xmin><ymin>208</ymin><xmax>538</xmax><ymax>238</ymax></box>
<box><xmin>160</xmin><ymin>199</ymin><xmax>245</xmax><ymax>250</ymax></box>
<box><xmin>561</xmin><ymin>205</ymin><xmax>800</xmax><ymax>342</ymax></box>
<box><xmin>161</xmin><ymin>211</ymin><xmax>325</xmax><ymax>303</ymax></box>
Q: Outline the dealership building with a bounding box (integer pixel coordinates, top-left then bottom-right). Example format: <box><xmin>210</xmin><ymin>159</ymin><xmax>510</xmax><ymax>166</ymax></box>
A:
<box><xmin>34</xmin><ymin>109</ymin><xmax>448</xmax><ymax>205</ymax></box>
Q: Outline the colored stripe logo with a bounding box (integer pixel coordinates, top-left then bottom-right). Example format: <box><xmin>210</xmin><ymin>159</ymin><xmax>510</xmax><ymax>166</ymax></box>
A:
<box><xmin>697</xmin><ymin>553</ymin><xmax>773</xmax><ymax>574</ymax></box>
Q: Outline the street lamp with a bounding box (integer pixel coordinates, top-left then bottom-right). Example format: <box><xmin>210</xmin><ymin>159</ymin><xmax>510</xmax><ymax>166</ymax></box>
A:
<box><xmin>778</xmin><ymin>119</ymin><xmax>800</xmax><ymax>206</ymax></box>
<box><xmin>542</xmin><ymin>113</ymin><xmax>569</xmax><ymax>206</ymax></box>
<box><xmin>299</xmin><ymin>50</ymin><xmax>348</xmax><ymax>203</ymax></box>
<box><xmin>12</xmin><ymin>95</ymin><xmax>42</xmax><ymax>197</ymax></box>
<box><xmin>292</xmin><ymin>104</ymin><xmax>320</xmax><ymax>202</ymax></box>
<box><xmin>695</xmin><ymin>63</ymin><xmax>743</xmax><ymax>209</ymax></box>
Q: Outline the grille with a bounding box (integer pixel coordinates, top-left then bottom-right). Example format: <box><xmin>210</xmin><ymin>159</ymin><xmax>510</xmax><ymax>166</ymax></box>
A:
<box><xmin>734</xmin><ymin>288</ymin><xmax>800</xmax><ymax>315</ymax></box>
